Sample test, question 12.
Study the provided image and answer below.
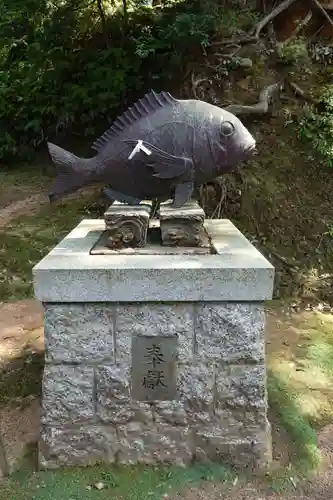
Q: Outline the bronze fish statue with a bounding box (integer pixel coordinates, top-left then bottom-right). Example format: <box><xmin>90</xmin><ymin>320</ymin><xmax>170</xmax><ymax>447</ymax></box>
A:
<box><xmin>47</xmin><ymin>90</ymin><xmax>256</xmax><ymax>208</ymax></box>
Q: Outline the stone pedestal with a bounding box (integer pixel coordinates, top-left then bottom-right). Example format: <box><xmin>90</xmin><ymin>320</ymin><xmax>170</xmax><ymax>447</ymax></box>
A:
<box><xmin>33</xmin><ymin>219</ymin><xmax>274</xmax><ymax>471</ymax></box>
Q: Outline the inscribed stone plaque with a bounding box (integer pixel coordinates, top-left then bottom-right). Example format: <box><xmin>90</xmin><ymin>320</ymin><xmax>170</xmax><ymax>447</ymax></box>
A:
<box><xmin>131</xmin><ymin>334</ymin><xmax>178</xmax><ymax>401</ymax></box>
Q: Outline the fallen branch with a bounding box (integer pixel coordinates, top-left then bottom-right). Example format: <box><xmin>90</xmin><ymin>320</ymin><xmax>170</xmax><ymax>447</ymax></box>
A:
<box><xmin>210</xmin><ymin>36</ymin><xmax>258</xmax><ymax>47</ymax></box>
<box><xmin>206</xmin><ymin>55</ymin><xmax>253</xmax><ymax>72</ymax></box>
<box><xmin>309</xmin><ymin>22</ymin><xmax>325</xmax><ymax>40</ymax></box>
<box><xmin>267</xmin><ymin>248</ymin><xmax>300</xmax><ymax>269</ymax></box>
<box><xmin>224</xmin><ymin>82</ymin><xmax>282</xmax><ymax>116</ymax></box>
<box><xmin>253</xmin><ymin>0</ymin><xmax>299</xmax><ymax>39</ymax></box>
<box><xmin>310</xmin><ymin>0</ymin><xmax>333</xmax><ymax>29</ymax></box>
<box><xmin>285</xmin><ymin>79</ymin><xmax>314</xmax><ymax>103</ymax></box>
<box><xmin>211</xmin><ymin>0</ymin><xmax>299</xmax><ymax>47</ymax></box>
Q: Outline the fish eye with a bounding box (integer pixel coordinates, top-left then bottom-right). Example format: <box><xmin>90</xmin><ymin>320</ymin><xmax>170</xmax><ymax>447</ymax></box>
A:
<box><xmin>220</xmin><ymin>121</ymin><xmax>235</xmax><ymax>137</ymax></box>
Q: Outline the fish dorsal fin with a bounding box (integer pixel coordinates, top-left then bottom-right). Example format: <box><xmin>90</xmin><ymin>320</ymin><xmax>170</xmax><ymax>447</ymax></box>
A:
<box><xmin>91</xmin><ymin>90</ymin><xmax>178</xmax><ymax>153</ymax></box>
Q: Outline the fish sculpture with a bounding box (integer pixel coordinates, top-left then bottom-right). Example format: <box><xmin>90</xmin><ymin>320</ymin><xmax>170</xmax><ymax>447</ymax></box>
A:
<box><xmin>47</xmin><ymin>90</ymin><xmax>256</xmax><ymax>208</ymax></box>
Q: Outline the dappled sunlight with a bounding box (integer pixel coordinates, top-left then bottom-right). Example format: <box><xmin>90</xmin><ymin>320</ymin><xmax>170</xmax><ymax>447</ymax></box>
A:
<box><xmin>290</xmin><ymin>310</ymin><xmax>333</xmax><ymax>335</ymax></box>
<box><xmin>269</xmin><ymin>360</ymin><xmax>333</xmax><ymax>425</ymax></box>
<box><xmin>315</xmin><ymin>310</ymin><xmax>333</xmax><ymax>325</ymax></box>
<box><xmin>0</xmin><ymin>325</ymin><xmax>44</xmax><ymax>367</ymax></box>
<box><xmin>267</xmin><ymin>306</ymin><xmax>333</xmax><ymax>470</ymax></box>
<box><xmin>268</xmin><ymin>306</ymin><xmax>333</xmax><ymax>433</ymax></box>
<box><xmin>267</xmin><ymin>347</ymin><xmax>295</xmax><ymax>365</ymax></box>
<box><xmin>0</xmin><ymin>342</ymin><xmax>24</xmax><ymax>364</ymax></box>
<box><xmin>270</xmin><ymin>358</ymin><xmax>332</xmax><ymax>391</ymax></box>
<box><xmin>1</xmin><ymin>0</ymin><xmax>333</xmax><ymax>492</ymax></box>
<box><xmin>296</xmin><ymin>391</ymin><xmax>333</xmax><ymax>426</ymax></box>
<box><xmin>307</xmin><ymin>342</ymin><xmax>333</xmax><ymax>375</ymax></box>
<box><xmin>267</xmin><ymin>370</ymin><xmax>322</xmax><ymax>470</ymax></box>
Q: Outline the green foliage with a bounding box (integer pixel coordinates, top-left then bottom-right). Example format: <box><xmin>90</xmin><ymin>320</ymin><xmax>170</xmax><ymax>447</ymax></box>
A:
<box><xmin>0</xmin><ymin>0</ymin><xmax>221</xmax><ymax>162</ymax></box>
<box><xmin>135</xmin><ymin>12</ymin><xmax>215</xmax><ymax>59</ymax></box>
<box><xmin>199</xmin><ymin>0</ymin><xmax>259</xmax><ymax>38</ymax></box>
<box><xmin>297</xmin><ymin>84</ymin><xmax>333</xmax><ymax>168</ymax></box>
<box><xmin>277</xmin><ymin>37</ymin><xmax>310</xmax><ymax>66</ymax></box>
<box><xmin>0</xmin><ymin>0</ymin><xmax>144</xmax><ymax>161</ymax></box>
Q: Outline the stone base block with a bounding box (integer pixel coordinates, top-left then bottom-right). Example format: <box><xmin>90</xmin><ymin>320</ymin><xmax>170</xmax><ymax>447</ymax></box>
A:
<box><xmin>104</xmin><ymin>201</ymin><xmax>152</xmax><ymax>248</ymax></box>
<box><xmin>159</xmin><ymin>200</ymin><xmax>206</xmax><ymax>247</ymax></box>
<box><xmin>39</xmin><ymin>302</ymin><xmax>272</xmax><ymax>471</ymax></box>
<box><xmin>39</xmin><ymin>421</ymin><xmax>272</xmax><ymax>470</ymax></box>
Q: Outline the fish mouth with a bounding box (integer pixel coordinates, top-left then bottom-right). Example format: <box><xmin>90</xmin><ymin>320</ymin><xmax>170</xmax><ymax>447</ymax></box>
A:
<box><xmin>242</xmin><ymin>143</ymin><xmax>257</xmax><ymax>161</ymax></box>
<box><xmin>245</xmin><ymin>143</ymin><xmax>257</xmax><ymax>155</ymax></box>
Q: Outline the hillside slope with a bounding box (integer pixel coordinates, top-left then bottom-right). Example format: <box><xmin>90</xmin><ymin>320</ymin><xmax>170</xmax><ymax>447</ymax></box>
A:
<box><xmin>193</xmin><ymin>51</ymin><xmax>333</xmax><ymax>304</ymax></box>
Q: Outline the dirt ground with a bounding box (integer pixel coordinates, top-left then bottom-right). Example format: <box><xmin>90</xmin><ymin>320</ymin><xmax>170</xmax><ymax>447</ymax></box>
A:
<box><xmin>172</xmin><ymin>423</ymin><xmax>333</xmax><ymax>499</ymax></box>
<box><xmin>0</xmin><ymin>194</ymin><xmax>49</xmax><ymax>229</ymax></box>
<box><xmin>0</xmin><ymin>166</ymin><xmax>52</xmax><ymax>227</ymax></box>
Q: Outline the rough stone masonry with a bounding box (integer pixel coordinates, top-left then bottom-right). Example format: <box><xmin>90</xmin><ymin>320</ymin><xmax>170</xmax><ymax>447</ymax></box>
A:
<box><xmin>33</xmin><ymin>218</ymin><xmax>274</xmax><ymax>470</ymax></box>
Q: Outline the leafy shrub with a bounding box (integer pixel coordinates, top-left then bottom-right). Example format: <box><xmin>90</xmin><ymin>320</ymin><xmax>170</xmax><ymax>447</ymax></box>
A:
<box><xmin>0</xmin><ymin>0</ymin><xmax>145</xmax><ymax>161</ymax></box>
<box><xmin>0</xmin><ymin>0</ymin><xmax>218</xmax><ymax>163</ymax></box>
<box><xmin>278</xmin><ymin>37</ymin><xmax>310</xmax><ymax>66</ymax></box>
<box><xmin>297</xmin><ymin>85</ymin><xmax>333</xmax><ymax>168</ymax></box>
<box><xmin>135</xmin><ymin>12</ymin><xmax>215</xmax><ymax>59</ymax></box>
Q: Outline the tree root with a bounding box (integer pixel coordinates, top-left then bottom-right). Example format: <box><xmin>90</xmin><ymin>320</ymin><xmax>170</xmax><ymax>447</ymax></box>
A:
<box><xmin>268</xmin><ymin>248</ymin><xmax>300</xmax><ymax>270</ymax></box>
<box><xmin>225</xmin><ymin>82</ymin><xmax>282</xmax><ymax>116</ymax></box>
<box><xmin>223</xmin><ymin>78</ymin><xmax>312</xmax><ymax>116</ymax></box>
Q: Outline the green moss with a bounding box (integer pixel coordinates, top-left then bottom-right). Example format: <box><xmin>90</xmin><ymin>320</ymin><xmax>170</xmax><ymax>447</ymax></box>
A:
<box><xmin>267</xmin><ymin>371</ymin><xmax>321</xmax><ymax>471</ymax></box>
<box><xmin>267</xmin><ymin>310</ymin><xmax>333</xmax><ymax>473</ymax></box>
<box><xmin>0</xmin><ymin>462</ymin><xmax>233</xmax><ymax>499</ymax></box>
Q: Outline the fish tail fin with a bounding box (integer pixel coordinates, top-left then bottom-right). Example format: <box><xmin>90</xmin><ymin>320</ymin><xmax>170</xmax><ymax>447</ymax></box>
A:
<box><xmin>47</xmin><ymin>142</ymin><xmax>88</xmax><ymax>202</ymax></box>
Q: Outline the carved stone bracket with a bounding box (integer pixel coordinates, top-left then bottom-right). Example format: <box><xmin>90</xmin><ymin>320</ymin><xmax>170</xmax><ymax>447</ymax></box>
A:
<box><xmin>104</xmin><ymin>201</ymin><xmax>152</xmax><ymax>249</ymax></box>
<box><xmin>159</xmin><ymin>200</ymin><xmax>206</xmax><ymax>247</ymax></box>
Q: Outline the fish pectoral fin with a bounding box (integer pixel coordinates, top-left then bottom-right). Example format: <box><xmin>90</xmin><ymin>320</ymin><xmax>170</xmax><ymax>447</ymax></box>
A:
<box><xmin>124</xmin><ymin>140</ymin><xmax>194</xmax><ymax>180</ymax></box>
<box><xmin>173</xmin><ymin>182</ymin><xmax>194</xmax><ymax>208</ymax></box>
<box><xmin>149</xmin><ymin>156</ymin><xmax>193</xmax><ymax>180</ymax></box>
